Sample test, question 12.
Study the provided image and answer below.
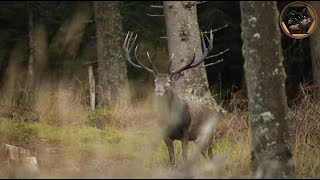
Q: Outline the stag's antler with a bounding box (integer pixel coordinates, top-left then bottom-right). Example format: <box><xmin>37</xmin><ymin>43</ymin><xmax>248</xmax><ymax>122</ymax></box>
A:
<box><xmin>123</xmin><ymin>31</ymin><xmax>158</xmax><ymax>75</ymax></box>
<box><xmin>169</xmin><ymin>29</ymin><xmax>214</xmax><ymax>79</ymax></box>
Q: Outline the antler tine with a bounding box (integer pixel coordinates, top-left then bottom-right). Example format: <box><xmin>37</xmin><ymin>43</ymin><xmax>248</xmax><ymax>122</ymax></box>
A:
<box><xmin>123</xmin><ymin>31</ymin><xmax>129</xmax><ymax>50</ymax></box>
<box><xmin>147</xmin><ymin>51</ymin><xmax>159</xmax><ymax>74</ymax></box>
<box><xmin>123</xmin><ymin>32</ymin><xmax>142</xmax><ymax>69</ymax></box>
<box><xmin>200</xmin><ymin>30</ymin><xmax>206</xmax><ymax>52</ymax></box>
<box><xmin>170</xmin><ymin>48</ymin><xmax>196</xmax><ymax>78</ymax></box>
<box><xmin>123</xmin><ymin>31</ymin><xmax>157</xmax><ymax>75</ymax></box>
<box><xmin>168</xmin><ymin>53</ymin><xmax>174</xmax><ymax>73</ymax></box>
<box><xmin>209</xmin><ymin>29</ymin><xmax>214</xmax><ymax>51</ymax></box>
<box><xmin>189</xmin><ymin>30</ymin><xmax>214</xmax><ymax>68</ymax></box>
<box><xmin>129</xmin><ymin>33</ymin><xmax>137</xmax><ymax>52</ymax></box>
<box><xmin>134</xmin><ymin>45</ymin><xmax>156</xmax><ymax>74</ymax></box>
<box><xmin>169</xmin><ymin>30</ymin><xmax>215</xmax><ymax>78</ymax></box>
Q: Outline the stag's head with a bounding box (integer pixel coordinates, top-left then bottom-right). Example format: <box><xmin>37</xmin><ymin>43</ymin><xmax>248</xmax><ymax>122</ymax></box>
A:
<box><xmin>301</xmin><ymin>17</ymin><xmax>311</xmax><ymax>26</ymax></box>
<box><xmin>123</xmin><ymin>30</ymin><xmax>214</xmax><ymax>96</ymax></box>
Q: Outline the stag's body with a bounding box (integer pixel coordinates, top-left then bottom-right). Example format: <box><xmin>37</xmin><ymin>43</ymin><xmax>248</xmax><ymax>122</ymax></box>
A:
<box><xmin>155</xmin><ymin>87</ymin><xmax>219</xmax><ymax>165</ymax></box>
<box><xmin>288</xmin><ymin>17</ymin><xmax>311</xmax><ymax>31</ymax></box>
<box><xmin>156</xmin><ymin>88</ymin><xmax>217</xmax><ymax>141</ymax></box>
<box><xmin>123</xmin><ymin>30</ymin><xmax>221</xmax><ymax>165</ymax></box>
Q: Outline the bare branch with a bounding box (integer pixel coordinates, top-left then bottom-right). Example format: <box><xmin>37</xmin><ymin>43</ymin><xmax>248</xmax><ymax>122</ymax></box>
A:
<box><xmin>160</xmin><ymin>36</ymin><xmax>167</xmax><ymax>39</ymax></box>
<box><xmin>150</xmin><ymin>5</ymin><xmax>163</xmax><ymax>8</ymax></box>
<box><xmin>204</xmin><ymin>59</ymin><xmax>224</xmax><ymax>67</ymax></box>
<box><xmin>80</xmin><ymin>20</ymin><xmax>93</xmax><ymax>23</ymax></box>
<box><xmin>198</xmin><ymin>1</ymin><xmax>207</xmax><ymax>4</ymax></box>
<box><xmin>83</xmin><ymin>60</ymin><xmax>98</xmax><ymax>66</ymax></box>
<box><xmin>203</xmin><ymin>24</ymin><xmax>229</xmax><ymax>33</ymax></box>
<box><xmin>147</xmin><ymin>14</ymin><xmax>164</xmax><ymax>17</ymax></box>
<box><xmin>205</xmin><ymin>48</ymin><xmax>230</xmax><ymax>59</ymax></box>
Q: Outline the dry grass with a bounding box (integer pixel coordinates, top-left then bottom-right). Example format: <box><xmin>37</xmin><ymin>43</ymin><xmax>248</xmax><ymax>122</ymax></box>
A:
<box><xmin>287</xmin><ymin>85</ymin><xmax>320</xmax><ymax>178</ymax></box>
<box><xmin>0</xmin><ymin>81</ymin><xmax>319</xmax><ymax>178</ymax></box>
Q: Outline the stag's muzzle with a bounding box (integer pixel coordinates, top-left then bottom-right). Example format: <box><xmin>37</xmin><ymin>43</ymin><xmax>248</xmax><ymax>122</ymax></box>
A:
<box><xmin>155</xmin><ymin>87</ymin><xmax>165</xmax><ymax>96</ymax></box>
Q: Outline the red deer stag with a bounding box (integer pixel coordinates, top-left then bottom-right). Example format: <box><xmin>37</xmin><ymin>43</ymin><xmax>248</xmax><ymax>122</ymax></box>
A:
<box><xmin>123</xmin><ymin>30</ymin><xmax>221</xmax><ymax>166</ymax></box>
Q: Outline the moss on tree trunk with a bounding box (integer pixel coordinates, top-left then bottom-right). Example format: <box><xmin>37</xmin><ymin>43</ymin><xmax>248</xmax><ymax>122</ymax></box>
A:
<box><xmin>240</xmin><ymin>1</ymin><xmax>295</xmax><ymax>178</ymax></box>
<box><xmin>93</xmin><ymin>1</ymin><xmax>129</xmax><ymax>107</ymax></box>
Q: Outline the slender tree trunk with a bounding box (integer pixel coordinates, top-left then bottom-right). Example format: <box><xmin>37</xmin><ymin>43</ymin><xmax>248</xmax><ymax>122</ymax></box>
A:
<box><xmin>33</xmin><ymin>23</ymin><xmax>53</xmax><ymax>117</ymax></box>
<box><xmin>163</xmin><ymin>1</ymin><xmax>224</xmax><ymax>114</ymax></box>
<box><xmin>27</xmin><ymin>1</ymin><xmax>34</xmax><ymax>89</ymax></box>
<box><xmin>23</xmin><ymin>1</ymin><xmax>36</xmax><ymax>109</ymax></box>
<box><xmin>1</xmin><ymin>40</ymin><xmax>26</xmax><ymax>106</ymax></box>
<box><xmin>93</xmin><ymin>1</ymin><xmax>130</xmax><ymax>107</ymax></box>
<box><xmin>309</xmin><ymin>1</ymin><xmax>320</xmax><ymax>99</ymax></box>
<box><xmin>49</xmin><ymin>1</ymin><xmax>93</xmax><ymax>80</ymax></box>
<box><xmin>88</xmin><ymin>65</ymin><xmax>96</xmax><ymax>110</ymax></box>
<box><xmin>240</xmin><ymin>1</ymin><xmax>294</xmax><ymax>178</ymax></box>
<box><xmin>45</xmin><ymin>2</ymin><xmax>93</xmax><ymax>124</ymax></box>
<box><xmin>33</xmin><ymin>23</ymin><xmax>49</xmax><ymax>92</ymax></box>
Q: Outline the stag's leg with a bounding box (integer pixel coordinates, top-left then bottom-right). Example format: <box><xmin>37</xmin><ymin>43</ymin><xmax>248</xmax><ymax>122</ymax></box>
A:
<box><xmin>181</xmin><ymin>129</ymin><xmax>189</xmax><ymax>161</ymax></box>
<box><xmin>164</xmin><ymin>138</ymin><xmax>175</xmax><ymax>166</ymax></box>
<box><xmin>201</xmin><ymin>145</ymin><xmax>208</xmax><ymax>159</ymax></box>
<box><xmin>194</xmin><ymin>140</ymin><xmax>208</xmax><ymax>159</ymax></box>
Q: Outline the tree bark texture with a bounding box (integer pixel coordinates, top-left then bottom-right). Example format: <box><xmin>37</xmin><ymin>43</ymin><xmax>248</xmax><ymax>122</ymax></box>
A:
<box><xmin>240</xmin><ymin>1</ymin><xmax>295</xmax><ymax>178</ymax></box>
<box><xmin>163</xmin><ymin>1</ymin><xmax>224</xmax><ymax>114</ymax></box>
<box><xmin>27</xmin><ymin>1</ymin><xmax>34</xmax><ymax>90</ymax></box>
<box><xmin>93</xmin><ymin>1</ymin><xmax>130</xmax><ymax>107</ymax></box>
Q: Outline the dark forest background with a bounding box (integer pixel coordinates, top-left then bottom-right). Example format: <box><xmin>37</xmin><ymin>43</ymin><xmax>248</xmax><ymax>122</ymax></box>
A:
<box><xmin>0</xmin><ymin>1</ymin><xmax>312</xmax><ymax>107</ymax></box>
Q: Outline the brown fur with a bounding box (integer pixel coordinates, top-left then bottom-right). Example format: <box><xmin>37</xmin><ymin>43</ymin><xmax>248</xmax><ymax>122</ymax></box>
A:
<box><xmin>288</xmin><ymin>18</ymin><xmax>310</xmax><ymax>31</ymax></box>
<box><xmin>156</xmin><ymin>88</ymin><xmax>220</xmax><ymax>165</ymax></box>
<box><xmin>186</xmin><ymin>100</ymin><xmax>218</xmax><ymax>141</ymax></box>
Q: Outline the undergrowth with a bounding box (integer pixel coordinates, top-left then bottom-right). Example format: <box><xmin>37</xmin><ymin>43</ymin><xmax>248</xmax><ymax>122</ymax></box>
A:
<box><xmin>0</xmin><ymin>83</ymin><xmax>319</xmax><ymax>178</ymax></box>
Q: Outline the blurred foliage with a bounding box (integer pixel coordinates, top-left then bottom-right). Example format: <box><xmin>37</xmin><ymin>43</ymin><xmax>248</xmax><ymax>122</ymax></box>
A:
<box><xmin>0</xmin><ymin>1</ymin><xmax>314</xmax><ymax>104</ymax></box>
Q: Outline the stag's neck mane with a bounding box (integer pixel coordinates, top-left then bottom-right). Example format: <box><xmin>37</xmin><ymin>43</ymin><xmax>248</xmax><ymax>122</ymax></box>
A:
<box><xmin>156</xmin><ymin>88</ymin><xmax>186</xmax><ymax>112</ymax></box>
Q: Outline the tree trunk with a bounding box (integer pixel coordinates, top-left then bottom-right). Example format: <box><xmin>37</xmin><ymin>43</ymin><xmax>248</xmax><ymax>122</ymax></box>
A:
<box><xmin>49</xmin><ymin>1</ymin><xmax>93</xmax><ymax>80</ymax></box>
<box><xmin>93</xmin><ymin>1</ymin><xmax>130</xmax><ymax>107</ymax></box>
<box><xmin>45</xmin><ymin>2</ymin><xmax>93</xmax><ymax>124</ymax></box>
<box><xmin>33</xmin><ymin>22</ymin><xmax>49</xmax><ymax>83</ymax></box>
<box><xmin>33</xmin><ymin>22</ymin><xmax>50</xmax><ymax>104</ymax></box>
<box><xmin>163</xmin><ymin>1</ymin><xmax>224</xmax><ymax>114</ymax></box>
<box><xmin>1</xmin><ymin>39</ymin><xmax>27</xmax><ymax>106</ymax></box>
<box><xmin>88</xmin><ymin>65</ymin><xmax>96</xmax><ymax>110</ymax></box>
<box><xmin>27</xmin><ymin>1</ymin><xmax>34</xmax><ymax>90</ymax></box>
<box><xmin>240</xmin><ymin>1</ymin><xmax>295</xmax><ymax>178</ymax></box>
<box><xmin>309</xmin><ymin>1</ymin><xmax>320</xmax><ymax>99</ymax></box>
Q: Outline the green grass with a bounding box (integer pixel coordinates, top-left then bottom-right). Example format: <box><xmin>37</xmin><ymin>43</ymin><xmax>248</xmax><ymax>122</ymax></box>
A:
<box><xmin>0</xmin><ymin>117</ymin><xmax>319</xmax><ymax>178</ymax></box>
<box><xmin>0</xmin><ymin>118</ymin><xmax>249</xmax><ymax>178</ymax></box>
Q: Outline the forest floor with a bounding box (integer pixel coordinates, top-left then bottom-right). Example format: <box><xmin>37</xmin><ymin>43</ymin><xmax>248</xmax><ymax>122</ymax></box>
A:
<box><xmin>0</xmin><ymin>114</ymin><xmax>251</xmax><ymax>178</ymax></box>
<box><xmin>0</xmin><ymin>88</ymin><xmax>319</xmax><ymax>178</ymax></box>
